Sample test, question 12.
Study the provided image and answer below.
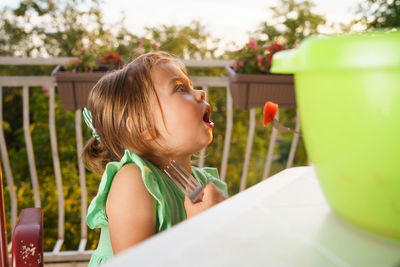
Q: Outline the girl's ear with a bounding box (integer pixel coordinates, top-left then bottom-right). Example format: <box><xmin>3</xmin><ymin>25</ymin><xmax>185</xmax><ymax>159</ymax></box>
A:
<box><xmin>126</xmin><ymin>117</ymin><xmax>134</xmax><ymax>136</ymax></box>
<box><xmin>126</xmin><ymin>117</ymin><xmax>153</xmax><ymax>141</ymax></box>
<box><xmin>141</xmin><ymin>129</ymin><xmax>153</xmax><ymax>141</ymax></box>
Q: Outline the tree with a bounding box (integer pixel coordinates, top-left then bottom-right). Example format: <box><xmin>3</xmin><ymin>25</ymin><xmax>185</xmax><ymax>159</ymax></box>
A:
<box><xmin>144</xmin><ymin>21</ymin><xmax>219</xmax><ymax>59</ymax></box>
<box><xmin>234</xmin><ymin>0</ymin><xmax>323</xmax><ymax>171</ymax></box>
<box><xmin>253</xmin><ymin>0</ymin><xmax>326</xmax><ymax>48</ymax></box>
<box><xmin>355</xmin><ymin>0</ymin><xmax>400</xmax><ymax>29</ymax></box>
<box><xmin>0</xmin><ymin>0</ymin><xmax>219</xmax><ymax>59</ymax></box>
<box><xmin>0</xmin><ymin>0</ymin><xmax>112</xmax><ymax>56</ymax></box>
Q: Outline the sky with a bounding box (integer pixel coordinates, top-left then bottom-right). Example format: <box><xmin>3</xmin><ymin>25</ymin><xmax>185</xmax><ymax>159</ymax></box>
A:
<box><xmin>104</xmin><ymin>0</ymin><xmax>363</xmax><ymax>49</ymax></box>
<box><xmin>1</xmin><ymin>0</ymin><xmax>364</xmax><ymax>52</ymax></box>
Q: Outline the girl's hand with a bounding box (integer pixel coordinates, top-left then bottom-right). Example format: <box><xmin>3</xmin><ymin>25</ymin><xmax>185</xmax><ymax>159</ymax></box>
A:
<box><xmin>184</xmin><ymin>183</ymin><xmax>226</xmax><ymax>219</ymax></box>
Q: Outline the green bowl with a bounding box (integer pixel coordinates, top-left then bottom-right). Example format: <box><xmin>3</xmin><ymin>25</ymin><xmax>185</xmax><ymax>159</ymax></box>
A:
<box><xmin>271</xmin><ymin>30</ymin><xmax>400</xmax><ymax>241</ymax></box>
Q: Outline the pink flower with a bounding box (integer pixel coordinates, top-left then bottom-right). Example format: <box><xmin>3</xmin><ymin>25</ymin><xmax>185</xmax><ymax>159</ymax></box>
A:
<box><xmin>259</xmin><ymin>65</ymin><xmax>265</xmax><ymax>72</ymax></box>
<box><xmin>267</xmin><ymin>57</ymin><xmax>272</xmax><ymax>67</ymax></box>
<box><xmin>248</xmin><ymin>40</ymin><xmax>257</xmax><ymax>49</ymax></box>
<box><xmin>41</xmin><ymin>86</ymin><xmax>49</xmax><ymax>94</ymax></box>
<box><xmin>71</xmin><ymin>69</ymin><xmax>76</xmax><ymax>73</ymax></box>
<box><xmin>151</xmin><ymin>40</ymin><xmax>160</xmax><ymax>49</ymax></box>
<box><xmin>238</xmin><ymin>61</ymin><xmax>244</xmax><ymax>67</ymax></box>
<box><xmin>257</xmin><ymin>55</ymin><xmax>263</xmax><ymax>65</ymax></box>
<box><xmin>138</xmin><ymin>39</ymin><xmax>144</xmax><ymax>49</ymax></box>
<box><xmin>73</xmin><ymin>58</ymin><xmax>79</xmax><ymax>64</ymax></box>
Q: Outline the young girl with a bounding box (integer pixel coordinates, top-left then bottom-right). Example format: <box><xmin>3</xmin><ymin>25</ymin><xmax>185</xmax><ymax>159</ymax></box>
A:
<box><xmin>82</xmin><ymin>52</ymin><xmax>228</xmax><ymax>266</ymax></box>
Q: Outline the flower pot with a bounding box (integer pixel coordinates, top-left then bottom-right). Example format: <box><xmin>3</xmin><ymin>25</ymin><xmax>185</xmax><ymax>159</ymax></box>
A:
<box><xmin>52</xmin><ymin>65</ymin><xmax>110</xmax><ymax>110</ymax></box>
<box><xmin>226</xmin><ymin>66</ymin><xmax>295</xmax><ymax>109</ymax></box>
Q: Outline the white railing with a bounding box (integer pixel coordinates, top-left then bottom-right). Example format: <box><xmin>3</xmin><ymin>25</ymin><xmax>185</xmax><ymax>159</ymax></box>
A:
<box><xmin>0</xmin><ymin>57</ymin><xmax>301</xmax><ymax>263</ymax></box>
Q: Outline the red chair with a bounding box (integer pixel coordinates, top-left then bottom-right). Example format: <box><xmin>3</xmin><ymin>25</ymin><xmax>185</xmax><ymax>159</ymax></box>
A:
<box><xmin>1</xmin><ymin>160</ymin><xmax>44</xmax><ymax>267</ymax></box>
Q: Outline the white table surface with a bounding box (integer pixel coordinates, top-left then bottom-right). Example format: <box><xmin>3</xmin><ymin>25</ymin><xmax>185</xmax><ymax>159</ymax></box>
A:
<box><xmin>104</xmin><ymin>166</ymin><xmax>400</xmax><ymax>267</ymax></box>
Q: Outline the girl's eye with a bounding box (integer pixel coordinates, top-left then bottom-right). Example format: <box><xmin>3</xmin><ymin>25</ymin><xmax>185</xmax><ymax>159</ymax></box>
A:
<box><xmin>175</xmin><ymin>85</ymin><xmax>187</xmax><ymax>93</ymax></box>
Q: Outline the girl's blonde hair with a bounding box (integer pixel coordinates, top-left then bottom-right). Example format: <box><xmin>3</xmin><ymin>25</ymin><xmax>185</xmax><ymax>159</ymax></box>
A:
<box><xmin>82</xmin><ymin>52</ymin><xmax>185</xmax><ymax>175</ymax></box>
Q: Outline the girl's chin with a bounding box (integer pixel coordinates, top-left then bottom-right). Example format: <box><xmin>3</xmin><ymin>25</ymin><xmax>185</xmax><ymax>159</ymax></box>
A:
<box><xmin>207</xmin><ymin>132</ymin><xmax>213</xmax><ymax>145</ymax></box>
<box><xmin>192</xmin><ymin>137</ymin><xmax>213</xmax><ymax>153</ymax></box>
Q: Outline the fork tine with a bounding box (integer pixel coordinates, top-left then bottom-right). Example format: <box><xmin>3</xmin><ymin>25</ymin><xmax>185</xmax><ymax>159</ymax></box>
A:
<box><xmin>163</xmin><ymin>160</ymin><xmax>204</xmax><ymax>202</ymax></box>
<box><xmin>169</xmin><ymin>162</ymin><xmax>197</xmax><ymax>191</ymax></box>
<box><xmin>166</xmin><ymin>165</ymin><xmax>194</xmax><ymax>191</ymax></box>
<box><xmin>171</xmin><ymin>160</ymin><xmax>199</xmax><ymax>188</ymax></box>
<box><xmin>166</xmin><ymin>165</ymin><xmax>196</xmax><ymax>192</ymax></box>
<box><xmin>163</xmin><ymin>168</ymin><xmax>187</xmax><ymax>193</ymax></box>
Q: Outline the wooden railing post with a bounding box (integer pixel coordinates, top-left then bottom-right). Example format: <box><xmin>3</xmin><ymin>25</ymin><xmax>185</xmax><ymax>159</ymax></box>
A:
<box><xmin>0</xmin><ymin>159</ymin><xmax>9</xmax><ymax>266</ymax></box>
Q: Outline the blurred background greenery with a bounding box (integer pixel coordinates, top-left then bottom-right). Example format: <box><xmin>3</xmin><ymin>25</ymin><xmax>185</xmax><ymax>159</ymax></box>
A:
<box><xmin>0</xmin><ymin>0</ymin><xmax>399</xmax><ymax>252</ymax></box>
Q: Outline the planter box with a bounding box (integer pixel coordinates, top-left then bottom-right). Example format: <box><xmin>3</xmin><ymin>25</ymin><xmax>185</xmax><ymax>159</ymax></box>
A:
<box><xmin>226</xmin><ymin>66</ymin><xmax>296</xmax><ymax>109</ymax></box>
<box><xmin>52</xmin><ymin>65</ymin><xmax>110</xmax><ymax>110</ymax></box>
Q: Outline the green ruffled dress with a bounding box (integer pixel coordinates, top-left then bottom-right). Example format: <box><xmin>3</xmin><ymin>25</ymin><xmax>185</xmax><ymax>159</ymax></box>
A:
<box><xmin>86</xmin><ymin>149</ymin><xmax>228</xmax><ymax>266</ymax></box>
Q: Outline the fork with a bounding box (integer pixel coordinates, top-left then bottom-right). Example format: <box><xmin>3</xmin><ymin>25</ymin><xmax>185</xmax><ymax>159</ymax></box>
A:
<box><xmin>272</xmin><ymin>117</ymin><xmax>301</xmax><ymax>135</ymax></box>
<box><xmin>163</xmin><ymin>160</ymin><xmax>203</xmax><ymax>202</ymax></box>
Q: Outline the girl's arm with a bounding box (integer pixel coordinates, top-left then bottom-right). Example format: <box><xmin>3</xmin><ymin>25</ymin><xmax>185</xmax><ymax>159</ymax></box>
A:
<box><xmin>106</xmin><ymin>163</ymin><xmax>156</xmax><ymax>255</ymax></box>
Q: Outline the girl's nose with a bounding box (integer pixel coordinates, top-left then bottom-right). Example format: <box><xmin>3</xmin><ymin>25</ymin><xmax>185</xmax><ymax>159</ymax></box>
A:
<box><xmin>194</xmin><ymin>89</ymin><xmax>206</xmax><ymax>102</ymax></box>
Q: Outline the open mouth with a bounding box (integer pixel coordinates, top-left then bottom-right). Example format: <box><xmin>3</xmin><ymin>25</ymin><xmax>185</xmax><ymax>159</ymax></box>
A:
<box><xmin>203</xmin><ymin>105</ymin><xmax>214</xmax><ymax>128</ymax></box>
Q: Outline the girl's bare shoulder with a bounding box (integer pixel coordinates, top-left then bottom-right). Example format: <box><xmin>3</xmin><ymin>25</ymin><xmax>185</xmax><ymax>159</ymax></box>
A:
<box><xmin>106</xmin><ymin>163</ymin><xmax>156</xmax><ymax>254</ymax></box>
<box><xmin>115</xmin><ymin>163</ymin><xmax>142</xmax><ymax>181</ymax></box>
<box><xmin>106</xmin><ymin>163</ymin><xmax>154</xmax><ymax>213</ymax></box>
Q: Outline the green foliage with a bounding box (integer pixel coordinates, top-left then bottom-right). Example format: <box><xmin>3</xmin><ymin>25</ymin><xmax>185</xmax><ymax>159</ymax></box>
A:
<box><xmin>1</xmin><ymin>84</ymin><xmax>101</xmax><ymax>251</ymax></box>
<box><xmin>0</xmin><ymin>0</ymin><xmax>219</xmax><ymax>60</ymax></box>
<box><xmin>253</xmin><ymin>0</ymin><xmax>326</xmax><ymax>48</ymax></box>
<box><xmin>228</xmin><ymin>41</ymin><xmax>286</xmax><ymax>74</ymax></box>
<box><xmin>144</xmin><ymin>21</ymin><xmax>219</xmax><ymax>59</ymax></box>
<box><xmin>134</xmin><ymin>39</ymin><xmax>160</xmax><ymax>57</ymax></box>
<box><xmin>63</xmin><ymin>49</ymin><xmax>124</xmax><ymax>72</ymax></box>
<box><xmin>355</xmin><ymin>0</ymin><xmax>400</xmax><ymax>29</ymax></box>
<box><xmin>0</xmin><ymin>0</ymin><xmax>112</xmax><ymax>56</ymax></box>
<box><xmin>64</xmin><ymin>49</ymin><xmax>98</xmax><ymax>72</ymax></box>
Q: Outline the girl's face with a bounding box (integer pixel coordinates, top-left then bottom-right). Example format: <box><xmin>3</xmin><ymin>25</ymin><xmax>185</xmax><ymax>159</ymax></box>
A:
<box><xmin>150</xmin><ymin>62</ymin><xmax>214</xmax><ymax>157</ymax></box>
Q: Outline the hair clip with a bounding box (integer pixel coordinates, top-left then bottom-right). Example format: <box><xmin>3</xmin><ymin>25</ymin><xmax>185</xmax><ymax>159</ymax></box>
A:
<box><xmin>83</xmin><ymin>108</ymin><xmax>100</xmax><ymax>140</ymax></box>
